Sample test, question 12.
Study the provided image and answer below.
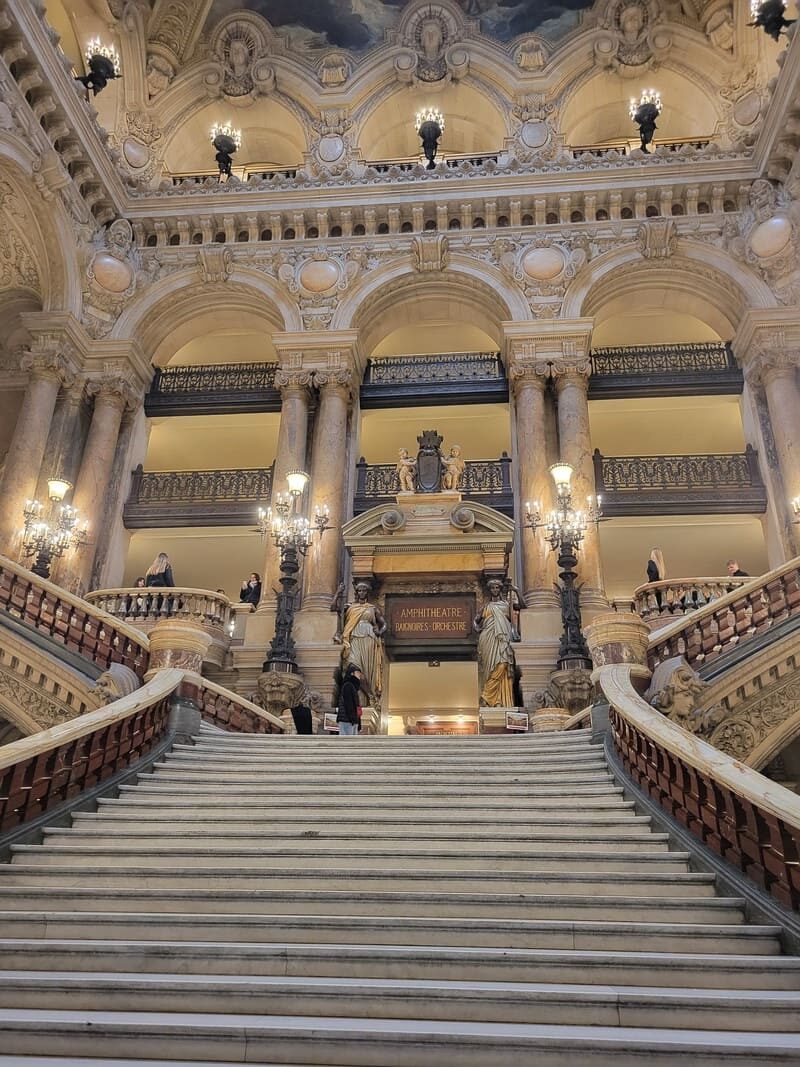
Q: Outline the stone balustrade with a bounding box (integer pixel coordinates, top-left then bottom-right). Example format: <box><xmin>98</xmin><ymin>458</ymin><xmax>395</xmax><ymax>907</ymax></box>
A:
<box><xmin>0</xmin><ymin>555</ymin><xmax>149</xmax><ymax>679</ymax></box>
<box><xmin>86</xmin><ymin>587</ymin><xmax>233</xmax><ymax>669</ymax></box>
<box><xmin>646</xmin><ymin>559</ymin><xmax>800</xmax><ymax>674</ymax></box>
<box><xmin>634</xmin><ymin>576</ymin><xmax>753</xmax><ymax>629</ymax></box>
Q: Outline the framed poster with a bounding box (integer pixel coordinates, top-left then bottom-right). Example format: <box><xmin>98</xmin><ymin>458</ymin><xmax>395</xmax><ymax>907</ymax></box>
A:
<box><xmin>323</xmin><ymin>712</ymin><xmax>339</xmax><ymax>733</ymax></box>
<box><xmin>506</xmin><ymin>710</ymin><xmax>529</xmax><ymax>732</ymax></box>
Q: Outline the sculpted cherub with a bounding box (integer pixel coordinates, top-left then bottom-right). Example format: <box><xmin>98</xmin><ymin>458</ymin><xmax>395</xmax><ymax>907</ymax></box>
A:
<box><xmin>441</xmin><ymin>444</ymin><xmax>465</xmax><ymax>490</ymax></box>
<box><xmin>396</xmin><ymin>447</ymin><xmax>416</xmax><ymax>493</ymax></box>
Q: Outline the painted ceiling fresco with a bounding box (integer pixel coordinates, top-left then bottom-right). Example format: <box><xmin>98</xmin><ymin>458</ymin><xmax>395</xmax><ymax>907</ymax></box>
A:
<box><xmin>205</xmin><ymin>1</ymin><xmax>597</xmax><ymax>52</ymax></box>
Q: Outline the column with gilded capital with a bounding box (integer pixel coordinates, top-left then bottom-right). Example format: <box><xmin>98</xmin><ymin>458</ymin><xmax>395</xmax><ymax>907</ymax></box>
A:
<box><xmin>259</xmin><ymin>369</ymin><xmax>312</xmax><ymax>608</ymax></box>
<box><xmin>552</xmin><ymin>359</ymin><xmax>605</xmax><ymax>603</ymax></box>
<box><xmin>0</xmin><ymin>345</ymin><xmax>74</xmax><ymax>547</ymax></box>
<box><xmin>509</xmin><ymin>362</ymin><xmax>555</xmax><ymax>605</ymax></box>
<box><xmin>67</xmin><ymin>376</ymin><xmax>135</xmax><ymax>592</ymax></box>
<box><xmin>303</xmin><ymin>369</ymin><xmax>353</xmax><ymax>609</ymax></box>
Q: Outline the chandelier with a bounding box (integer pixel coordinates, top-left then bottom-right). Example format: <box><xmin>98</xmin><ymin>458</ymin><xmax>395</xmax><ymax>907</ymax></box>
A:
<box><xmin>257</xmin><ymin>470</ymin><xmax>329</xmax><ymax>555</ymax></box>
<box><xmin>75</xmin><ymin>39</ymin><xmax>121</xmax><ymax>96</ymax></box>
<box><xmin>22</xmin><ymin>479</ymin><xmax>88</xmax><ymax>579</ymax></box>
<box><xmin>210</xmin><ymin>123</ymin><xmax>242</xmax><ymax>179</ymax></box>
<box><xmin>414</xmin><ymin>107</ymin><xmax>445</xmax><ymax>170</ymax></box>
<box><xmin>525</xmin><ymin>463</ymin><xmax>602</xmax><ymax>551</ymax></box>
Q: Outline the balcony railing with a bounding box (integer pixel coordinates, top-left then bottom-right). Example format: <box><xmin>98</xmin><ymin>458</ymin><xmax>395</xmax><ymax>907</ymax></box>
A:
<box><xmin>123</xmin><ymin>465</ymin><xmax>273</xmax><ymax>528</ymax></box>
<box><xmin>593</xmin><ymin>446</ymin><xmax>766</xmax><ymax>516</ymax></box>
<box><xmin>361</xmin><ymin>352</ymin><xmax>507</xmax><ymax>408</ymax></box>
<box><xmin>588</xmin><ymin>343</ymin><xmax>742</xmax><ymax>398</ymax></box>
<box><xmin>633</xmin><ymin>576</ymin><xmax>754</xmax><ymax>629</ymax></box>
<box><xmin>354</xmin><ymin>454</ymin><xmax>513</xmax><ymax>515</ymax></box>
<box><xmin>145</xmin><ymin>362</ymin><xmax>280</xmax><ymax>416</ymax></box>
<box><xmin>86</xmin><ymin>588</ymin><xmax>233</xmax><ymax>670</ymax></box>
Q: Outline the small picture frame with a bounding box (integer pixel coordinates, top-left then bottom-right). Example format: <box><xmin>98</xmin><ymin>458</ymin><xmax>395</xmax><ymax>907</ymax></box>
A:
<box><xmin>506</xmin><ymin>710</ymin><xmax>529</xmax><ymax>732</ymax></box>
<box><xmin>323</xmin><ymin>711</ymin><xmax>339</xmax><ymax>733</ymax></box>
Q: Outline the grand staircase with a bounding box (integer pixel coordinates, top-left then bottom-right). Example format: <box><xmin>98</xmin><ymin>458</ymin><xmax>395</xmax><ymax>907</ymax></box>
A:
<box><xmin>0</xmin><ymin>726</ymin><xmax>799</xmax><ymax>1065</ymax></box>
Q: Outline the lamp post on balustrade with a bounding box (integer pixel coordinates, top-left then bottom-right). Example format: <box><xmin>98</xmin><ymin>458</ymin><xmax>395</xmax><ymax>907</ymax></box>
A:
<box><xmin>257</xmin><ymin>470</ymin><xmax>329</xmax><ymax>673</ymax></box>
<box><xmin>524</xmin><ymin>463</ymin><xmax>603</xmax><ymax>672</ymax></box>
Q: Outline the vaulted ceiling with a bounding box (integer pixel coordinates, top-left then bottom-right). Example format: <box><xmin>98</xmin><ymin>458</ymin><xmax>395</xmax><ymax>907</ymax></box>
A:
<box><xmin>204</xmin><ymin>1</ymin><xmax>596</xmax><ymax>52</ymax></box>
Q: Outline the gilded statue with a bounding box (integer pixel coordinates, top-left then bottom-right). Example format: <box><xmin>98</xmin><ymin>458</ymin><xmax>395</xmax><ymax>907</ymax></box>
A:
<box><xmin>332</xmin><ymin>580</ymin><xmax>387</xmax><ymax>706</ymax></box>
<box><xmin>474</xmin><ymin>578</ymin><xmax>523</xmax><ymax>707</ymax></box>
<box><xmin>396</xmin><ymin>447</ymin><xmax>416</xmax><ymax>492</ymax></box>
<box><xmin>441</xmin><ymin>444</ymin><xmax>465</xmax><ymax>490</ymax></box>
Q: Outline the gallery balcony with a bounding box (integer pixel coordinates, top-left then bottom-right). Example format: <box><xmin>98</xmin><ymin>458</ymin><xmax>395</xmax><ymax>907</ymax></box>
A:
<box><xmin>632</xmin><ymin>575</ymin><xmax>755</xmax><ymax>630</ymax></box>
<box><xmin>360</xmin><ymin>352</ymin><xmax>508</xmax><ymax>408</ymax></box>
<box><xmin>144</xmin><ymin>363</ymin><xmax>281</xmax><ymax>417</ymax></box>
<box><xmin>593</xmin><ymin>445</ymin><xmax>767</xmax><ymax>517</ymax></box>
<box><xmin>123</xmin><ymin>465</ymin><xmax>273</xmax><ymax>528</ymax></box>
<box><xmin>587</xmin><ymin>343</ymin><xmax>742</xmax><ymax>399</ymax></box>
<box><xmin>353</xmin><ymin>454</ymin><xmax>513</xmax><ymax>516</ymax></box>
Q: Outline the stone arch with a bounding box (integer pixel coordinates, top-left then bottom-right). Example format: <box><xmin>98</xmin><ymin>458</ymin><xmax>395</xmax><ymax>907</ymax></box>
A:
<box><xmin>110</xmin><ymin>269</ymin><xmax>301</xmax><ymax>362</ymax></box>
<box><xmin>0</xmin><ymin>138</ymin><xmax>79</xmax><ymax>315</ymax></box>
<box><xmin>334</xmin><ymin>255</ymin><xmax>530</xmax><ymax>359</ymax></box>
<box><xmin>563</xmin><ymin>243</ymin><xmax>776</xmax><ymax>337</ymax></box>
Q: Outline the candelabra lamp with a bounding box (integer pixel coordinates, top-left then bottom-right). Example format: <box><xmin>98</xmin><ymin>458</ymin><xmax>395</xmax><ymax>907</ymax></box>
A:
<box><xmin>629</xmin><ymin>89</ymin><xmax>662</xmax><ymax>153</ymax></box>
<box><xmin>749</xmin><ymin>1</ymin><xmax>795</xmax><ymax>41</ymax></box>
<box><xmin>415</xmin><ymin>108</ymin><xmax>445</xmax><ymax>170</ymax></box>
<box><xmin>257</xmin><ymin>470</ymin><xmax>329</xmax><ymax>672</ymax></box>
<box><xmin>75</xmin><ymin>39</ymin><xmax>121</xmax><ymax>96</ymax></box>
<box><xmin>21</xmin><ymin>479</ymin><xmax>88</xmax><ymax>580</ymax></box>
<box><xmin>524</xmin><ymin>463</ymin><xmax>603</xmax><ymax>672</ymax></box>
<box><xmin>211</xmin><ymin>123</ymin><xmax>242</xmax><ymax>178</ymax></box>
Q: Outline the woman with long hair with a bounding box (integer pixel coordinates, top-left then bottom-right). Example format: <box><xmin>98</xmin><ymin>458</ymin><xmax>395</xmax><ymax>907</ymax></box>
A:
<box><xmin>145</xmin><ymin>552</ymin><xmax>174</xmax><ymax>587</ymax></box>
<box><xmin>647</xmin><ymin>548</ymin><xmax>666</xmax><ymax>609</ymax></box>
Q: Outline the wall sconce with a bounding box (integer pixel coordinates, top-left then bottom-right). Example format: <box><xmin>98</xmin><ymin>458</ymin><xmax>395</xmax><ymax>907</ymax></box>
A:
<box><xmin>629</xmin><ymin>89</ymin><xmax>662</xmax><ymax>153</ymax></box>
<box><xmin>75</xmin><ymin>39</ymin><xmax>121</xmax><ymax>96</ymax></box>
<box><xmin>211</xmin><ymin>122</ymin><xmax>242</xmax><ymax>178</ymax></box>
<box><xmin>415</xmin><ymin>108</ymin><xmax>445</xmax><ymax>170</ymax></box>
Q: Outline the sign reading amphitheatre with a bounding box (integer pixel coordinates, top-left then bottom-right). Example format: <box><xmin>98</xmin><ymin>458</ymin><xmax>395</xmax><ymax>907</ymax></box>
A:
<box><xmin>386</xmin><ymin>595</ymin><xmax>475</xmax><ymax>643</ymax></box>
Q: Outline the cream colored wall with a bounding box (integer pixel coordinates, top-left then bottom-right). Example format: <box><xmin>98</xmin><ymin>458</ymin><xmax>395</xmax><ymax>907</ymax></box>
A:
<box><xmin>145</xmin><ymin>413</ymin><xmax>280</xmax><ymax>471</ymax></box>
<box><xmin>387</xmin><ymin>661</ymin><xmax>479</xmax><ymax>712</ymax></box>
<box><xmin>124</xmin><ymin>527</ymin><xmax>265</xmax><ymax>596</ymax></box>
<box><xmin>168</xmin><ymin>331</ymin><xmax>279</xmax><ymax>366</ymax></box>
<box><xmin>599</xmin><ymin>515</ymin><xmax>768</xmax><ymax>602</ymax></box>
<box><xmin>592</xmin><ymin>312</ymin><xmax>721</xmax><ymax>347</ymax></box>
<box><xmin>360</xmin><ymin>404</ymin><xmax>510</xmax><ymax>464</ymax></box>
<box><xmin>589</xmin><ymin>396</ymin><xmax>746</xmax><ymax>456</ymax></box>
<box><xmin>371</xmin><ymin>323</ymin><xmax>497</xmax><ymax>358</ymax></box>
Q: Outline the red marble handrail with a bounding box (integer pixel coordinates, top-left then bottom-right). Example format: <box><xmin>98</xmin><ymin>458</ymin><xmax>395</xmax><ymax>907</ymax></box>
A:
<box><xmin>0</xmin><ymin>670</ymin><xmax>179</xmax><ymax>834</ymax></box>
<box><xmin>647</xmin><ymin>558</ymin><xmax>800</xmax><ymax>673</ymax></box>
<box><xmin>599</xmin><ymin>664</ymin><xmax>800</xmax><ymax>912</ymax></box>
<box><xmin>0</xmin><ymin>556</ymin><xmax>149</xmax><ymax>679</ymax></box>
<box><xmin>186</xmin><ymin>676</ymin><xmax>285</xmax><ymax>735</ymax></box>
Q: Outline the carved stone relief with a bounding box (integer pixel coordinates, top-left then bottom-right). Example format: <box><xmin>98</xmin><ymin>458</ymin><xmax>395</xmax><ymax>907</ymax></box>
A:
<box><xmin>207</xmin><ymin>14</ymin><xmax>275</xmax><ymax>99</ymax></box>
<box><xmin>0</xmin><ymin>181</ymin><xmax>41</xmax><ymax>295</ymax></box>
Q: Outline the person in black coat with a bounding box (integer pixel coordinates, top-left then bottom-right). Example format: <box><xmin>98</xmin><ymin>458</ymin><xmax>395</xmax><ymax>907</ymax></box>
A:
<box><xmin>145</xmin><ymin>552</ymin><xmax>175</xmax><ymax>614</ymax></box>
<box><xmin>647</xmin><ymin>548</ymin><xmax>666</xmax><ymax>609</ymax></box>
<box><xmin>337</xmin><ymin>665</ymin><xmax>363</xmax><ymax>736</ymax></box>
<box><xmin>239</xmin><ymin>572</ymin><xmax>262</xmax><ymax>607</ymax></box>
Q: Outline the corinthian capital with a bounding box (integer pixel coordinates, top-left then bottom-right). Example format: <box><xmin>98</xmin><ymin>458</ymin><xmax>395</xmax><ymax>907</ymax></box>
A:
<box><xmin>274</xmin><ymin>368</ymin><xmax>312</xmax><ymax>396</ymax></box>
<box><xmin>508</xmin><ymin>361</ymin><xmax>549</xmax><ymax>394</ymax></box>
<box><xmin>85</xmin><ymin>374</ymin><xmax>140</xmax><ymax>411</ymax></box>
<box><xmin>549</xmin><ymin>356</ymin><xmax>592</xmax><ymax>384</ymax></box>
<box><xmin>742</xmin><ymin>332</ymin><xmax>800</xmax><ymax>387</ymax></box>
<box><xmin>20</xmin><ymin>340</ymin><xmax>77</xmax><ymax>387</ymax></box>
<box><xmin>313</xmin><ymin>367</ymin><xmax>354</xmax><ymax>396</ymax></box>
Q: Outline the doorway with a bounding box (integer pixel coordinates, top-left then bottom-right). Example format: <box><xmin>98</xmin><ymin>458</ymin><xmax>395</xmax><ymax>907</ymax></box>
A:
<box><xmin>386</xmin><ymin>660</ymin><xmax>479</xmax><ymax>735</ymax></box>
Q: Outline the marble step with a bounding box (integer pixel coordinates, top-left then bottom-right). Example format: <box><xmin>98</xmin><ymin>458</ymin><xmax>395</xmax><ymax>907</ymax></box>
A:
<box><xmin>0</xmin><ymin>886</ymin><xmax>742</xmax><ymax>922</ymax></box>
<box><xmin>2</xmin><ymin>1009</ymin><xmax>800</xmax><ymax>1065</ymax></box>
<box><xmin>0</xmin><ymin>913</ymin><xmax>777</xmax><ymax>956</ymax></box>
<box><xmin>0</xmin><ymin>864</ymin><xmax>707</xmax><ymax>895</ymax></box>
<box><xmin>167</xmin><ymin>746</ymin><xmax>607</xmax><ymax>767</ymax></box>
<box><xmin>122</xmin><ymin>781</ymin><xmax>623</xmax><ymax>799</ymax></box>
<box><xmin>11</xmin><ymin>845</ymin><xmax>682</xmax><ymax>872</ymax></box>
<box><xmin>147</xmin><ymin>760</ymin><xmax>614</xmax><ymax>780</ymax></box>
<box><xmin>2</xmin><ymin>971</ymin><xmax>800</xmax><ymax>1032</ymax></box>
<box><xmin>41</xmin><ymin>829</ymin><xmax>668</xmax><ymax>853</ymax></box>
<box><xmin>196</xmin><ymin>733</ymin><xmax>593</xmax><ymax>749</ymax></box>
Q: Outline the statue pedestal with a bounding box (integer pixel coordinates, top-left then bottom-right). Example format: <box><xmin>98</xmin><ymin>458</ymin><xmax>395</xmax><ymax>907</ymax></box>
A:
<box><xmin>394</xmin><ymin>491</ymin><xmax>463</xmax><ymax>534</ymax></box>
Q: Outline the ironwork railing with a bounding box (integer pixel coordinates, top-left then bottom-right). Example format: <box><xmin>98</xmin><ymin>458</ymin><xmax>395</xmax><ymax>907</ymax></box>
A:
<box><xmin>0</xmin><ymin>555</ymin><xmax>149</xmax><ymax>678</ymax></box>
<box><xmin>593</xmin><ymin>446</ymin><xmax>766</xmax><ymax>515</ymax></box>
<box><xmin>365</xmin><ymin>352</ymin><xmax>503</xmax><ymax>385</ymax></box>
<box><xmin>124</xmin><ymin>465</ymin><xmax>273</xmax><ymax>529</ymax></box>
<box><xmin>145</xmin><ymin>363</ymin><xmax>280</xmax><ymax>416</ymax></box>
<box><xmin>354</xmin><ymin>454</ymin><xmax>513</xmax><ymax>515</ymax></box>
<box><xmin>588</xmin><ymin>343</ymin><xmax>742</xmax><ymax>398</ymax></box>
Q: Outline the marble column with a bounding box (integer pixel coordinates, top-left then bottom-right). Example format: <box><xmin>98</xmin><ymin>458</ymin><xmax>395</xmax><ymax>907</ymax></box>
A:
<box><xmin>259</xmin><ymin>370</ymin><xmax>312</xmax><ymax>609</ymax></box>
<box><xmin>0</xmin><ymin>348</ymin><xmax>72</xmax><ymax>549</ymax></box>
<box><xmin>510</xmin><ymin>363</ymin><xmax>556</xmax><ymax>606</ymax></box>
<box><xmin>68</xmin><ymin>378</ymin><xmax>131</xmax><ymax>593</ymax></box>
<box><xmin>762</xmin><ymin>362</ymin><xmax>800</xmax><ymax>505</ymax></box>
<box><xmin>553</xmin><ymin>361</ymin><xmax>605</xmax><ymax>600</ymax></box>
<box><xmin>35</xmin><ymin>381</ymin><xmax>86</xmax><ymax>502</ymax></box>
<box><xmin>303</xmin><ymin>370</ymin><xmax>352</xmax><ymax>610</ymax></box>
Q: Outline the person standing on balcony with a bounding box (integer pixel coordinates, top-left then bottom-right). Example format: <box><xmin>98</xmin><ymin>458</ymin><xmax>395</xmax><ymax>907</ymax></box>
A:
<box><xmin>727</xmin><ymin>559</ymin><xmax>750</xmax><ymax>578</ymax></box>
<box><xmin>145</xmin><ymin>552</ymin><xmax>175</xmax><ymax>615</ymax></box>
<box><xmin>647</xmin><ymin>548</ymin><xmax>666</xmax><ymax>608</ymax></box>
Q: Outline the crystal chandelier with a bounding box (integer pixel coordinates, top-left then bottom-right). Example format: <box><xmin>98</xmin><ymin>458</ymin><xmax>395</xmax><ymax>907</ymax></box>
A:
<box><xmin>257</xmin><ymin>470</ymin><xmax>329</xmax><ymax>555</ymax></box>
<box><xmin>524</xmin><ymin>463</ymin><xmax>602</xmax><ymax>551</ymax></box>
<box><xmin>75</xmin><ymin>39</ymin><xmax>121</xmax><ymax>96</ymax></box>
<box><xmin>210</xmin><ymin>123</ymin><xmax>242</xmax><ymax>179</ymax></box>
<box><xmin>629</xmin><ymin>89</ymin><xmax>662</xmax><ymax>154</ymax></box>
<box><xmin>414</xmin><ymin>107</ymin><xmax>445</xmax><ymax>170</ymax></box>
<box><xmin>22</xmin><ymin>479</ymin><xmax>88</xmax><ymax>579</ymax></box>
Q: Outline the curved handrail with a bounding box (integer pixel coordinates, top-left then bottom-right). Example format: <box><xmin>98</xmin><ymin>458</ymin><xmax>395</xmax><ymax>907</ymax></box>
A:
<box><xmin>645</xmin><ymin>556</ymin><xmax>800</xmax><ymax>672</ymax></box>
<box><xmin>188</xmin><ymin>673</ymin><xmax>286</xmax><ymax>734</ymax></box>
<box><xmin>597</xmin><ymin>662</ymin><xmax>800</xmax><ymax>910</ymax></box>
<box><xmin>0</xmin><ymin>555</ymin><xmax>150</xmax><ymax>677</ymax></box>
